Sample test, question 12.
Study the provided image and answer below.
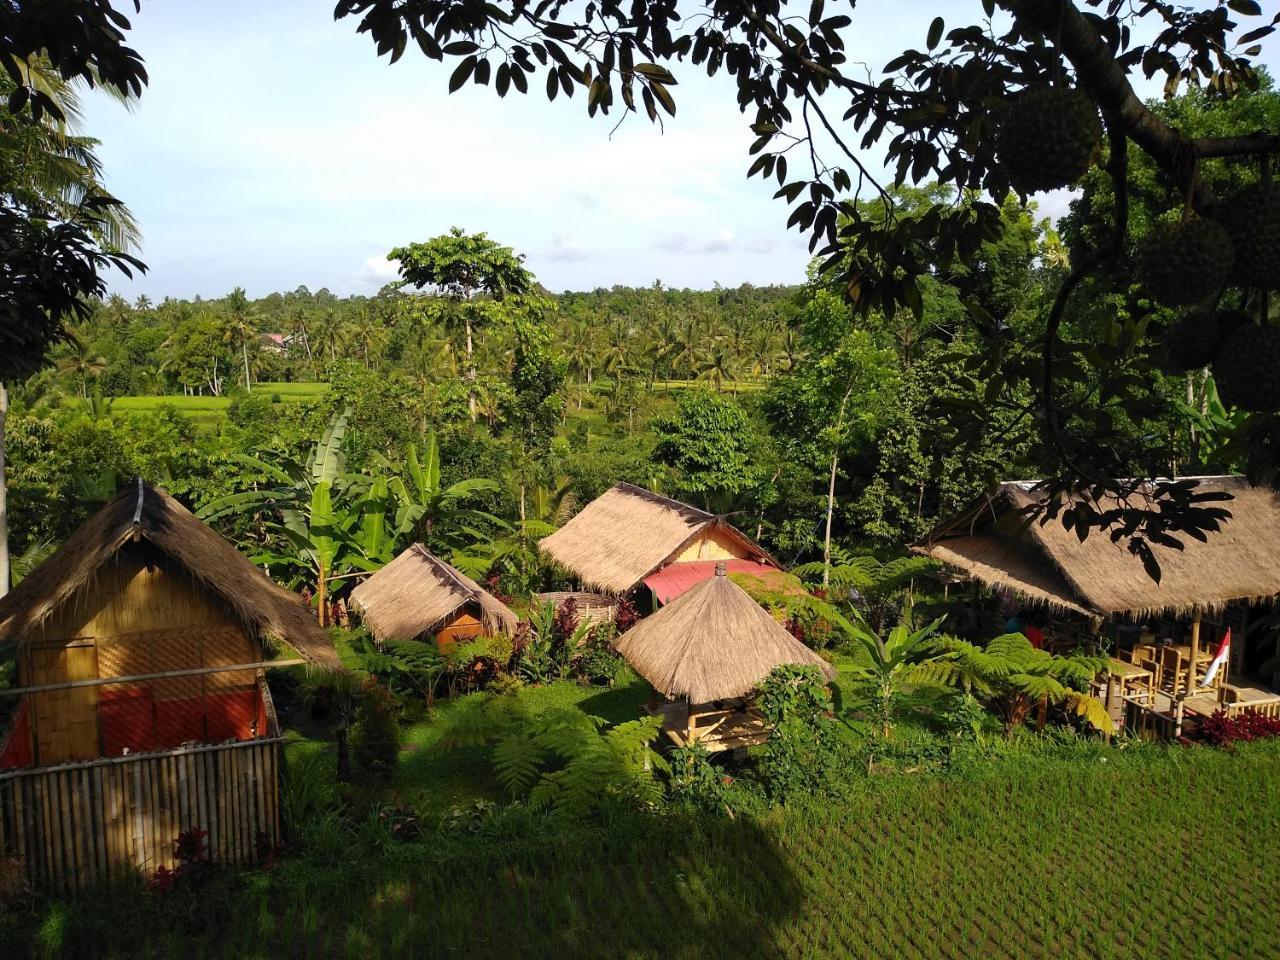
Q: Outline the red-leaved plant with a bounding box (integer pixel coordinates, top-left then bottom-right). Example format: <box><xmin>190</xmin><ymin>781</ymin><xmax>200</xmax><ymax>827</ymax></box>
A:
<box><xmin>149</xmin><ymin>827</ymin><xmax>211</xmax><ymax>896</ymax></box>
<box><xmin>1201</xmin><ymin>708</ymin><xmax>1280</xmax><ymax>747</ymax></box>
<box><xmin>613</xmin><ymin>597</ymin><xmax>639</xmax><ymax>633</ymax></box>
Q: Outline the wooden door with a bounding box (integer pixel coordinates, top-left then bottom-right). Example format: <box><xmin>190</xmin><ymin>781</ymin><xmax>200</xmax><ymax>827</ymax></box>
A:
<box><xmin>30</xmin><ymin>643</ymin><xmax>101</xmax><ymax>764</ymax></box>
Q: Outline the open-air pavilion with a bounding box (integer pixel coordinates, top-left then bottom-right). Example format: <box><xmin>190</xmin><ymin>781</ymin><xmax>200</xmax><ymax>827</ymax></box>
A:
<box><xmin>915</xmin><ymin>476</ymin><xmax>1280</xmax><ymax>738</ymax></box>
<box><xmin>614</xmin><ymin>561</ymin><xmax>835</xmax><ymax>751</ymax></box>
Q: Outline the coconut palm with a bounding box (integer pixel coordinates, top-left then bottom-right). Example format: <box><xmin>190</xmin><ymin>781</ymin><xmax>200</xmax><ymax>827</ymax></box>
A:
<box><xmin>54</xmin><ymin>338</ymin><xmax>107</xmax><ymax>398</ymax></box>
<box><xmin>349</xmin><ymin>308</ymin><xmax>389</xmax><ymax>368</ymax></box>
<box><xmin>694</xmin><ymin>341</ymin><xmax>737</xmax><ymax>393</ymax></box>
<box><xmin>222</xmin><ymin>287</ymin><xmax>258</xmax><ymax>391</ymax></box>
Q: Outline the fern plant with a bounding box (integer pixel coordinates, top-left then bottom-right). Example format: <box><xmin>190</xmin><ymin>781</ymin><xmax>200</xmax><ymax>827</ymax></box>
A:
<box><xmin>792</xmin><ymin>546</ymin><xmax>942</xmax><ymax>632</ymax></box>
<box><xmin>917</xmin><ymin>633</ymin><xmax>1112</xmax><ymax>737</ymax></box>
<box><xmin>432</xmin><ymin>691</ymin><xmax>666</xmax><ymax>813</ymax></box>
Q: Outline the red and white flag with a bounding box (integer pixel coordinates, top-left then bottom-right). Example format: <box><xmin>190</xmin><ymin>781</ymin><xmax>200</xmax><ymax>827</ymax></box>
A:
<box><xmin>1201</xmin><ymin>628</ymin><xmax>1231</xmax><ymax>687</ymax></box>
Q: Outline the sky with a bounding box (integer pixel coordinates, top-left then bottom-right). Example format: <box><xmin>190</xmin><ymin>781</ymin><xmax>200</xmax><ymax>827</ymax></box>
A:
<box><xmin>82</xmin><ymin>1</ymin><xmax>1278</xmax><ymax>300</ymax></box>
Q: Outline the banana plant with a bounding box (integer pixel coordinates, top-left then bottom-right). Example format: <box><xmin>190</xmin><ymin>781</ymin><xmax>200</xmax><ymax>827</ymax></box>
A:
<box><xmin>384</xmin><ymin>430</ymin><xmax>500</xmax><ymax>548</ymax></box>
<box><xmin>256</xmin><ymin>481</ymin><xmax>343</xmax><ymax>626</ymax></box>
<box><xmin>840</xmin><ymin>615</ymin><xmax>948</xmax><ymax>738</ymax></box>
<box><xmin>197</xmin><ymin>407</ymin><xmax>352</xmax><ymax>522</ymax></box>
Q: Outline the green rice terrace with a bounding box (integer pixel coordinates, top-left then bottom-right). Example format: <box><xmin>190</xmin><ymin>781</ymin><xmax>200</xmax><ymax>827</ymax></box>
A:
<box><xmin>4</xmin><ymin>683</ymin><xmax>1278</xmax><ymax>960</ymax></box>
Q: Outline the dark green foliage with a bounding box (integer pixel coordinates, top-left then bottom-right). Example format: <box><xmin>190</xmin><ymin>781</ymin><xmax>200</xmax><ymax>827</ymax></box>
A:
<box><xmin>1217</xmin><ymin>182</ymin><xmax>1280</xmax><ymax>289</ymax></box>
<box><xmin>996</xmin><ymin>87</ymin><xmax>1103</xmax><ymax>194</ymax></box>
<box><xmin>1213</xmin><ymin>323</ymin><xmax>1280</xmax><ymax>413</ymax></box>
<box><xmin>351</xmin><ymin>679</ymin><xmax>401</xmax><ymax>784</ymax></box>
<box><xmin>389</xmin><ymin>227</ymin><xmax>531</xmax><ymax>299</ymax></box>
<box><xmin>1162</xmin><ymin>310</ymin><xmax>1222</xmax><ymax>372</ymax></box>
<box><xmin>756</xmin><ymin>664</ymin><xmax>841</xmax><ymax>800</ymax></box>
<box><xmin>652</xmin><ymin>390</ymin><xmax>760</xmax><ymax>511</ymax></box>
<box><xmin>1137</xmin><ymin>218</ymin><xmax>1234</xmax><ymax>306</ymax></box>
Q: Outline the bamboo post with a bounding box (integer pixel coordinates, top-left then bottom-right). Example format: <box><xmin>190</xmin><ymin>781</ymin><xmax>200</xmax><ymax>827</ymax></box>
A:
<box><xmin>1186</xmin><ymin>608</ymin><xmax>1202</xmax><ymax>698</ymax></box>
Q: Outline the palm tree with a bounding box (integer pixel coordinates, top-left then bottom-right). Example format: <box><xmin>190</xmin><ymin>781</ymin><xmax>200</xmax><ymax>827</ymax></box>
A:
<box><xmin>222</xmin><ymin>287</ymin><xmax>257</xmax><ymax>392</ymax></box>
<box><xmin>350</xmin><ymin>308</ymin><xmax>388</xmax><ymax>368</ymax></box>
<box><xmin>0</xmin><ymin>60</ymin><xmax>142</xmax><ymax>598</ymax></box>
<box><xmin>694</xmin><ymin>341</ymin><xmax>737</xmax><ymax>393</ymax></box>
<box><xmin>288</xmin><ymin>306</ymin><xmax>317</xmax><ymax>377</ymax></box>
<box><xmin>54</xmin><ymin>338</ymin><xmax>107</xmax><ymax>399</ymax></box>
<box><xmin>0</xmin><ymin>58</ymin><xmax>142</xmax><ymax>252</ymax></box>
<box><xmin>133</xmin><ymin>294</ymin><xmax>153</xmax><ymax>311</ymax></box>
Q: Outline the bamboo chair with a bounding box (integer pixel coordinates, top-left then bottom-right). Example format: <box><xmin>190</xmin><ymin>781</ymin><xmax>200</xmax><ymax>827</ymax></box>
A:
<box><xmin>1160</xmin><ymin>647</ymin><xmax>1186</xmax><ymax>694</ymax></box>
<box><xmin>1135</xmin><ymin>650</ymin><xmax>1161</xmax><ymax>697</ymax></box>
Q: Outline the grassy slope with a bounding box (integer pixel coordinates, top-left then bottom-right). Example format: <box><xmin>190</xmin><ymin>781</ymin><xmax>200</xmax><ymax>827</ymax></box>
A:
<box><xmin>8</xmin><ymin>710</ymin><xmax>1280</xmax><ymax>959</ymax></box>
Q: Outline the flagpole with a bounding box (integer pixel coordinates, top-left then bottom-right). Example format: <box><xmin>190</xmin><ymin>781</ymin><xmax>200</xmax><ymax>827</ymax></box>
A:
<box><xmin>1186</xmin><ymin>608</ymin><xmax>1201</xmax><ymax>698</ymax></box>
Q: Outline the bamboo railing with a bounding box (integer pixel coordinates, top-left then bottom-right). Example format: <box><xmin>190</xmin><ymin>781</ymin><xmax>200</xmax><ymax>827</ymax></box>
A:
<box><xmin>0</xmin><ymin>735</ymin><xmax>281</xmax><ymax>894</ymax></box>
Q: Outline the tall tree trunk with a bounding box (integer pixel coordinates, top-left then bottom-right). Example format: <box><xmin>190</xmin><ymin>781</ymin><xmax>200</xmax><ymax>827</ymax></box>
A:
<box><xmin>0</xmin><ymin>382</ymin><xmax>8</xmax><ymax>598</ymax></box>
<box><xmin>465</xmin><ymin>313</ymin><xmax>476</xmax><ymax>423</ymax></box>
<box><xmin>823</xmin><ymin>387</ymin><xmax>855</xmax><ymax>588</ymax></box>
<box><xmin>242</xmin><ymin>341</ymin><xmax>252</xmax><ymax>392</ymax></box>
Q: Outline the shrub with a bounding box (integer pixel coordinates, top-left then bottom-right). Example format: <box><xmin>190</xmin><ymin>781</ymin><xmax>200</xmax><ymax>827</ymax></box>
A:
<box><xmin>351</xmin><ymin>679</ymin><xmax>401</xmax><ymax>784</ymax></box>
<box><xmin>1201</xmin><ymin>709</ymin><xmax>1280</xmax><ymax>747</ymax></box>
<box><xmin>0</xmin><ymin>856</ymin><xmax>26</xmax><ymax>907</ymax></box>
<box><xmin>667</xmin><ymin>742</ymin><xmax>738</xmax><ymax>816</ymax></box>
<box><xmin>757</xmin><ymin>664</ymin><xmax>842</xmax><ymax>800</ymax></box>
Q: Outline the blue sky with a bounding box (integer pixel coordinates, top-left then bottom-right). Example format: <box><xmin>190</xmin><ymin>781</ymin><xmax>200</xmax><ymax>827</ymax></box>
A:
<box><xmin>83</xmin><ymin>1</ymin><xmax>1276</xmax><ymax>300</ymax></box>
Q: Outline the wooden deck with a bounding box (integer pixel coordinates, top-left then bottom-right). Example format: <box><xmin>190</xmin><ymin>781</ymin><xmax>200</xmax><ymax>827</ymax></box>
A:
<box><xmin>647</xmin><ymin>699</ymin><xmax>771</xmax><ymax>752</ymax></box>
<box><xmin>1111</xmin><ymin>679</ymin><xmax>1280</xmax><ymax>741</ymax></box>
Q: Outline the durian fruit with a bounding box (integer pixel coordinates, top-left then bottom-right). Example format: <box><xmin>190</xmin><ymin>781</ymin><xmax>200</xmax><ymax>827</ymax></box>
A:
<box><xmin>1137</xmin><ymin>218</ymin><xmax>1234</xmax><ymax>306</ymax></box>
<box><xmin>1216</xmin><ymin>183</ymin><xmax>1280</xmax><ymax>290</ymax></box>
<box><xmin>1163</xmin><ymin>311</ymin><xmax>1221</xmax><ymax>372</ymax></box>
<box><xmin>996</xmin><ymin>87</ymin><xmax>1103</xmax><ymax>194</ymax></box>
<box><xmin>1163</xmin><ymin>309</ymin><xmax>1248</xmax><ymax>372</ymax></box>
<box><xmin>1212</xmin><ymin>323</ymin><xmax>1280</xmax><ymax>412</ymax></box>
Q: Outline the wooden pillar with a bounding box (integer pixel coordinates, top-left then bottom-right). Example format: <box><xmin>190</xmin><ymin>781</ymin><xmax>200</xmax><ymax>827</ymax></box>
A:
<box><xmin>1186</xmin><ymin>608</ymin><xmax>1202</xmax><ymax>698</ymax></box>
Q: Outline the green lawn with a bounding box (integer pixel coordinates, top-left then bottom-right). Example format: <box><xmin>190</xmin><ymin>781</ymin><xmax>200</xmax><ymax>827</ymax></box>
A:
<box><xmin>6</xmin><ymin>705</ymin><xmax>1280</xmax><ymax>959</ymax></box>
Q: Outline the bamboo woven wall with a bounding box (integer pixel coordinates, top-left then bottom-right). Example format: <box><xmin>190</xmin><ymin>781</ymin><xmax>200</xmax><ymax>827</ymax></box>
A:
<box><xmin>0</xmin><ymin>736</ymin><xmax>281</xmax><ymax>894</ymax></box>
<box><xmin>674</xmin><ymin>528</ymin><xmax>754</xmax><ymax>563</ymax></box>
<box><xmin>18</xmin><ymin>544</ymin><xmax>259</xmax><ymax>766</ymax></box>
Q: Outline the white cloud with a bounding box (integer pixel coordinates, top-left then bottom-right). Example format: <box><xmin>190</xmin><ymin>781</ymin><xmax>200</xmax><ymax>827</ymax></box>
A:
<box><xmin>541</xmin><ymin>232</ymin><xmax>589</xmax><ymax>263</ymax></box>
<box><xmin>354</xmin><ymin>253</ymin><xmax>400</xmax><ymax>290</ymax></box>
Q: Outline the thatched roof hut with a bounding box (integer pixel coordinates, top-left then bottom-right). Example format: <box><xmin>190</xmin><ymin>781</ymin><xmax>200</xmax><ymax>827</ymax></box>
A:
<box><xmin>914</xmin><ymin>476</ymin><xmax>1280</xmax><ymax>619</ymax></box>
<box><xmin>615</xmin><ymin>561</ymin><xmax>835</xmax><ymax>703</ymax></box>
<box><xmin>0</xmin><ymin>480</ymin><xmax>339</xmax><ymax>668</ymax></box>
<box><xmin>538</xmin><ymin>482</ymin><xmax>776</xmax><ymax>596</ymax></box>
<box><xmin>0</xmin><ymin>481</ymin><xmax>336</xmax><ymax>889</ymax></box>
<box><xmin>349</xmin><ymin>544</ymin><xmax>518</xmax><ymax>645</ymax></box>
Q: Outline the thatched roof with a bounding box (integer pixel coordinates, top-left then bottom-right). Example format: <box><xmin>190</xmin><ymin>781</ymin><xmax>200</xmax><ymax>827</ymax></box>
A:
<box><xmin>914</xmin><ymin>476</ymin><xmax>1280</xmax><ymax>619</ymax></box>
<box><xmin>349</xmin><ymin>544</ymin><xmax>518</xmax><ymax>643</ymax></box>
<box><xmin>614</xmin><ymin>562</ymin><xmax>835</xmax><ymax>703</ymax></box>
<box><xmin>538</xmin><ymin>482</ymin><xmax>775</xmax><ymax>595</ymax></box>
<box><xmin>0</xmin><ymin>480</ymin><xmax>340</xmax><ymax>668</ymax></box>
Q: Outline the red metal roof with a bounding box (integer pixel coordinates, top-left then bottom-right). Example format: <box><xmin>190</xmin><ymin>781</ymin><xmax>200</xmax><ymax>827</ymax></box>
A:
<box><xmin>642</xmin><ymin>559</ymin><xmax>783</xmax><ymax>605</ymax></box>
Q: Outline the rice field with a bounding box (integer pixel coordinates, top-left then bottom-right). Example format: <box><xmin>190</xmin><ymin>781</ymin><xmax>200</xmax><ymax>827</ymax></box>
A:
<box><xmin>7</xmin><ymin>739</ymin><xmax>1279</xmax><ymax>959</ymax></box>
<box><xmin>106</xmin><ymin>382</ymin><xmax>329</xmax><ymax>415</ymax></box>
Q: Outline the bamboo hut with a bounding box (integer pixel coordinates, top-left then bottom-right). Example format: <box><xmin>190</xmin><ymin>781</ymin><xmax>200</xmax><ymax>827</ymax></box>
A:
<box><xmin>914</xmin><ymin>476</ymin><xmax>1280</xmax><ymax>734</ymax></box>
<box><xmin>349</xmin><ymin>544</ymin><xmax>517</xmax><ymax>650</ymax></box>
<box><xmin>538</xmin><ymin>482</ymin><xmax>778</xmax><ymax>605</ymax></box>
<box><xmin>615</xmin><ymin>561</ymin><xmax>835</xmax><ymax>751</ymax></box>
<box><xmin>0</xmin><ymin>480</ymin><xmax>339</xmax><ymax>892</ymax></box>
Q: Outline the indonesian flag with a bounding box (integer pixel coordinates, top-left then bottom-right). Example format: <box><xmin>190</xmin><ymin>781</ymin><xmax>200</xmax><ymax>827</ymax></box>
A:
<box><xmin>1201</xmin><ymin>629</ymin><xmax>1231</xmax><ymax>687</ymax></box>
